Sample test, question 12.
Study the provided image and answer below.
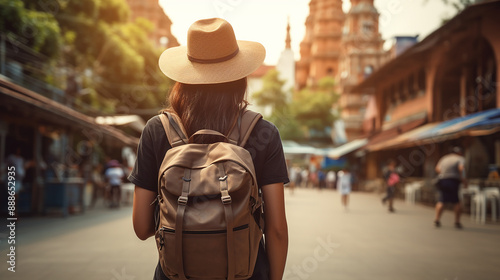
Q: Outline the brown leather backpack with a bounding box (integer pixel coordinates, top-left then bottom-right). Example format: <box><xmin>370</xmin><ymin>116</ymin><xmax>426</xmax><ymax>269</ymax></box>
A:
<box><xmin>156</xmin><ymin>110</ymin><xmax>264</xmax><ymax>280</ymax></box>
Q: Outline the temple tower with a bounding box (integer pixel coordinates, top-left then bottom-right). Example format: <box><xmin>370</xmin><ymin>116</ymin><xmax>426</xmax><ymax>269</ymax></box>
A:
<box><xmin>296</xmin><ymin>0</ymin><xmax>346</xmax><ymax>89</ymax></box>
<box><xmin>276</xmin><ymin>18</ymin><xmax>296</xmax><ymax>99</ymax></box>
<box><xmin>337</xmin><ymin>0</ymin><xmax>385</xmax><ymax>140</ymax></box>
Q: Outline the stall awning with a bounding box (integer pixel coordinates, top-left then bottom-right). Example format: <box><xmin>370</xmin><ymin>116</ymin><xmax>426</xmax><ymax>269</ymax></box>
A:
<box><xmin>364</xmin><ymin>118</ymin><xmax>427</xmax><ymax>151</ymax></box>
<box><xmin>367</xmin><ymin>123</ymin><xmax>439</xmax><ymax>151</ymax></box>
<box><xmin>327</xmin><ymin>138</ymin><xmax>368</xmax><ymax>159</ymax></box>
<box><xmin>1</xmin><ymin>77</ymin><xmax>139</xmax><ymax>147</ymax></box>
<box><xmin>417</xmin><ymin>108</ymin><xmax>500</xmax><ymax>139</ymax></box>
<box><xmin>95</xmin><ymin>115</ymin><xmax>146</xmax><ymax>133</ymax></box>
<box><xmin>282</xmin><ymin>141</ymin><xmax>323</xmax><ymax>155</ymax></box>
<box><xmin>367</xmin><ymin>108</ymin><xmax>500</xmax><ymax>151</ymax></box>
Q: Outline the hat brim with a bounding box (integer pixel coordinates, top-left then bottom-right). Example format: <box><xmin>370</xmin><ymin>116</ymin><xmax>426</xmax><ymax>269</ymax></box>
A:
<box><xmin>159</xmin><ymin>40</ymin><xmax>265</xmax><ymax>84</ymax></box>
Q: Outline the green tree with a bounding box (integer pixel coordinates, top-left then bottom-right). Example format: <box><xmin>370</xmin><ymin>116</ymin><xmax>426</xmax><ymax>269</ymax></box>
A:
<box><xmin>291</xmin><ymin>77</ymin><xmax>339</xmax><ymax>140</ymax></box>
<box><xmin>0</xmin><ymin>0</ymin><xmax>61</xmax><ymax>58</ymax></box>
<box><xmin>252</xmin><ymin>69</ymin><xmax>288</xmax><ymax>114</ymax></box>
<box><xmin>268</xmin><ymin>108</ymin><xmax>304</xmax><ymax>141</ymax></box>
<box><xmin>2</xmin><ymin>0</ymin><xmax>173</xmax><ymax>115</ymax></box>
<box><xmin>251</xmin><ymin>69</ymin><xmax>303</xmax><ymax>140</ymax></box>
<box><xmin>251</xmin><ymin>71</ymin><xmax>339</xmax><ymax>142</ymax></box>
<box><xmin>23</xmin><ymin>0</ymin><xmax>173</xmax><ymax>113</ymax></box>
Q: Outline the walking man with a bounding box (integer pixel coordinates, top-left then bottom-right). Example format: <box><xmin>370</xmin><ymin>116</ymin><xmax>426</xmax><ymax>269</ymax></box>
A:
<box><xmin>434</xmin><ymin>147</ymin><xmax>466</xmax><ymax>229</ymax></box>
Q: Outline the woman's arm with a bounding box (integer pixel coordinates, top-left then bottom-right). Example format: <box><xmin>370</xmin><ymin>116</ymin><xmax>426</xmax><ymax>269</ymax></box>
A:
<box><xmin>262</xmin><ymin>183</ymin><xmax>288</xmax><ymax>280</ymax></box>
<box><xmin>132</xmin><ymin>186</ymin><xmax>157</xmax><ymax>240</ymax></box>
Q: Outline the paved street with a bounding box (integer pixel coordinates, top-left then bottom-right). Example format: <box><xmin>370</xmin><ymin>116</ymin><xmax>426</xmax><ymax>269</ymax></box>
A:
<box><xmin>1</xmin><ymin>188</ymin><xmax>500</xmax><ymax>280</ymax></box>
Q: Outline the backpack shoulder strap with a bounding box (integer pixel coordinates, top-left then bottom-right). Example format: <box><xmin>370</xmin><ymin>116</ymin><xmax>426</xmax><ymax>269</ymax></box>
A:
<box><xmin>158</xmin><ymin>112</ymin><xmax>189</xmax><ymax>147</ymax></box>
<box><xmin>227</xmin><ymin>110</ymin><xmax>262</xmax><ymax>147</ymax></box>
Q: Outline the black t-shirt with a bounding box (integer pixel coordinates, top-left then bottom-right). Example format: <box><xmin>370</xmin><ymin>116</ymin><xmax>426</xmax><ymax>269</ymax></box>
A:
<box><xmin>128</xmin><ymin>115</ymin><xmax>289</xmax><ymax>280</ymax></box>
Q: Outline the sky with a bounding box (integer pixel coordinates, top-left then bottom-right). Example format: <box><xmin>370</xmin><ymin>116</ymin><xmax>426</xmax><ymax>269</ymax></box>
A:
<box><xmin>159</xmin><ymin>0</ymin><xmax>458</xmax><ymax>65</ymax></box>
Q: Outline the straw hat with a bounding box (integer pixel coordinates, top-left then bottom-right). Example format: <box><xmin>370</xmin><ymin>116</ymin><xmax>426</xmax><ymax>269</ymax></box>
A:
<box><xmin>158</xmin><ymin>18</ymin><xmax>266</xmax><ymax>84</ymax></box>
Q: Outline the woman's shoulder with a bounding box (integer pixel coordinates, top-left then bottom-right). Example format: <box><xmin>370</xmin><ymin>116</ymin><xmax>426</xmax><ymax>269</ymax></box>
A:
<box><xmin>142</xmin><ymin>115</ymin><xmax>166</xmax><ymax>138</ymax></box>
<box><xmin>145</xmin><ymin>115</ymin><xmax>162</xmax><ymax>129</ymax></box>
<box><xmin>247</xmin><ymin>118</ymin><xmax>280</xmax><ymax>143</ymax></box>
<box><xmin>139</xmin><ymin>115</ymin><xmax>171</xmax><ymax>150</ymax></box>
<box><xmin>252</xmin><ymin>118</ymin><xmax>279</xmax><ymax>134</ymax></box>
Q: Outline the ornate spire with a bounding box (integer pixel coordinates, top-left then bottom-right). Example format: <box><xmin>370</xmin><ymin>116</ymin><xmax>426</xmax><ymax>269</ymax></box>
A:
<box><xmin>285</xmin><ymin>16</ymin><xmax>291</xmax><ymax>49</ymax></box>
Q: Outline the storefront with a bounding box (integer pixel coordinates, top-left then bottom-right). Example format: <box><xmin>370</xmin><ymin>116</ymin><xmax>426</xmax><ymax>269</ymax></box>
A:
<box><xmin>0</xmin><ymin>77</ymin><xmax>139</xmax><ymax>215</ymax></box>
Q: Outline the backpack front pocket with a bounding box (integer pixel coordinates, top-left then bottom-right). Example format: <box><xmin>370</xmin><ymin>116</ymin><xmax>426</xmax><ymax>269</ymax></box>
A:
<box><xmin>157</xmin><ymin>225</ymin><xmax>251</xmax><ymax>279</ymax></box>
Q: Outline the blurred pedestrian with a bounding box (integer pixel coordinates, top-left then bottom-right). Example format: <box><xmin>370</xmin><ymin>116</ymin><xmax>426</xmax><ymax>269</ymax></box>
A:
<box><xmin>301</xmin><ymin>168</ymin><xmax>309</xmax><ymax>188</ymax></box>
<box><xmin>434</xmin><ymin>146</ymin><xmax>466</xmax><ymax>229</ymax></box>
<box><xmin>327</xmin><ymin>170</ymin><xmax>336</xmax><ymax>189</ymax></box>
<box><xmin>288</xmin><ymin>165</ymin><xmax>297</xmax><ymax>194</ymax></box>
<box><xmin>90</xmin><ymin>164</ymin><xmax>106</xmax><ymax>208</ymax></box>
<box><xmin>105</xmin><ymin>159</ymin><xmax>124</xmax><ymax>208</ymax></box>
<box><xmin>309</xmin><ymin>169</ymin><xmax>318</xmax><ymax>188</ymax></box>
<box><xmin>337</xmin><ymin>167</ymin><xmax>352</xmax><ymax>210</ymax></box>
<box><xmin>296</xmin><ymin>166</ymin><xmax>303</xmax><ymax>187</ymax></box>
<box><xmin>381</xmin><ymin>159</ymin><xmax>400</xmax><ymax>212</ymax></box>
<box><xmin>318</xmin><ymin>169</ymin><xmax>326</xmax><ymax>190</ymax></box>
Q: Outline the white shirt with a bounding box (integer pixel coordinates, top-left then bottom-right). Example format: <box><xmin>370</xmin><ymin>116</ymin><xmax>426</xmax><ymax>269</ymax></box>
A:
<box><xmin>337</xmin><ymin>172</ymin><xmax>352</xmax><ymax>195</ymax></box>
<box><xmin>105</xmin><ymin>167</ymin><xmax>124</xmax><ymax>186</ymax></box>
<box><xmin>327</xmin><ymin>171</ymin><xmax>336</xmax><ymax>182</ymax></box>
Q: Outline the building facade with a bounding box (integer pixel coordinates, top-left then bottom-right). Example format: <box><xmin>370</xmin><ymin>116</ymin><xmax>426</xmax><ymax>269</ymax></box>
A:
<box><xmin>353</xmin><ymin>1</ymin><xmax>500</xmax><ymax>194</ymax></box>
<box><xmin>296</xmin><ymin>0</ymin><xmax>386</xmax><ymax>141</ymax></box>
<box><xmin>338</xmin><ymin>0</ymin><xmax>386</xmax><ymax>141</ymax></box>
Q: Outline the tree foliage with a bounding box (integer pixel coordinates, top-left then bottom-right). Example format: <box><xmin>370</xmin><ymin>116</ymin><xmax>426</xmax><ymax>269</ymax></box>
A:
<box><xmin>252</xmin><ymin>69</ymin><xmax>288</xmax><ymax>114</ymax></box>
<box><xmin>251</xmin><ymin>69</ymin><xmax>303</xmax><ymax>140</ymax></box>
<box><xmin>291</xmin><ymin>77</ymin><xmax>339</xmax><ymax>138</ymax></box>
<box><xmin>0</xmin><ymin>0</ymin><xmax>61</xmax><ymax>58</ymax></box>
<box><xmin>1</xmin><ymin>0</ymin><xmax>173</xmax><ymax>114</ymax></box>
<box><xmin>251</xmin><ymin>70</ymin><xmax>339</xmax><ymax>142</ymax></box>
<box><xmin>52</xmin><ymin>0</ymin><xmax>171</xmax><ymax>112</ymax></box>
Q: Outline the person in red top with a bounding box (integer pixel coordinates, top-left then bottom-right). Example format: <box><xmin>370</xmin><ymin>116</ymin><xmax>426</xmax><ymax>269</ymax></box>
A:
<box><xmin>382</xmin><ymin>159</ymin><xmax>400</xmax><ymax>212</ymax></box>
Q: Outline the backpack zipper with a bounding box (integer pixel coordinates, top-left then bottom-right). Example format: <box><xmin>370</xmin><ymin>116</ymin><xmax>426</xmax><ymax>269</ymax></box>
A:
<box><xmin>158</xmin><ymin>231</ymin><xmax>165</xmax><ymax>250</ymax></box>
<box><xmin>159</xmin><ymin>224</ymin><xmax>248</xmax><ymax>234</ymax></box>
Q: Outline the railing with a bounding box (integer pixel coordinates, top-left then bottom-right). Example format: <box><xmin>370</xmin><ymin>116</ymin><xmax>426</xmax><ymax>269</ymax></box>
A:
<box><xmin>0</xmin><ymin>33</ymin><xmax>104</xmax><ymax>115</ymax></box>
<box><xmin>1</xmin><ymin>33</ymin><xmax>66</xmax><ymax>102</ymax></box>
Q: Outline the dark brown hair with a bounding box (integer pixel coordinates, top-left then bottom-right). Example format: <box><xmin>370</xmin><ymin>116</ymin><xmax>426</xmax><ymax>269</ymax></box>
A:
<box><xmin>164</xmin><ymin>78</ymin><xmax>248</xmax><ymax>143</ymax></box>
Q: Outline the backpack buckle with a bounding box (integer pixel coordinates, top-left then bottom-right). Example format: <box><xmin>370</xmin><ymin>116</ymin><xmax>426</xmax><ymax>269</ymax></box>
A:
<box><xmin>178</xmin><ymin>196</ymin><xmax>188</xmax><ymax>205</ymax></box>
<box><xmin>219</xmin><ymin>175</ymin><xmax>228</xmax><ymax>181</ymax></box>
<box><xmin>221</xmin><ymin>195</ymin><xmax>232</xmax><ymax>205</ymax></box>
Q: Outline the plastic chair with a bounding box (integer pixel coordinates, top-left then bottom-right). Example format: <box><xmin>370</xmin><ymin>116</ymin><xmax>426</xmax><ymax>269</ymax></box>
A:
<box><xmin>470</xmin><ymin>186</ymin><xmax>499</xmax><ymax>224</ymax></box>
<box><xmin>404</xmin><ymin>183</ymin><xmax>414</xmax><ymax>204</ymax></box>
<box><xmin>405</xmin><ymin>182</ymin><xmax>424</xmax><ymax>204</ymax></box>
<box><xmin>463</xmin><ymin>185</ymin><xmax>481</xmax><ymax>221</ymax></box>
<box><xmin>471</xmin><ymin>192</ymin><xmax>485</xmax><ymax>223</ymax></box>
<box><xmin>483</xmin><ymin>187</ymin><xmax>499</xmax><ymax>222</ymax></box>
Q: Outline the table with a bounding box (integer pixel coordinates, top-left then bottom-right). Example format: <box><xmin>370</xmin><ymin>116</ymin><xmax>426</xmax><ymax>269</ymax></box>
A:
<box><xmin>44</xmin><ymin>177</ymin><xmax>85</xmax><ymax>217</ymax></box>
